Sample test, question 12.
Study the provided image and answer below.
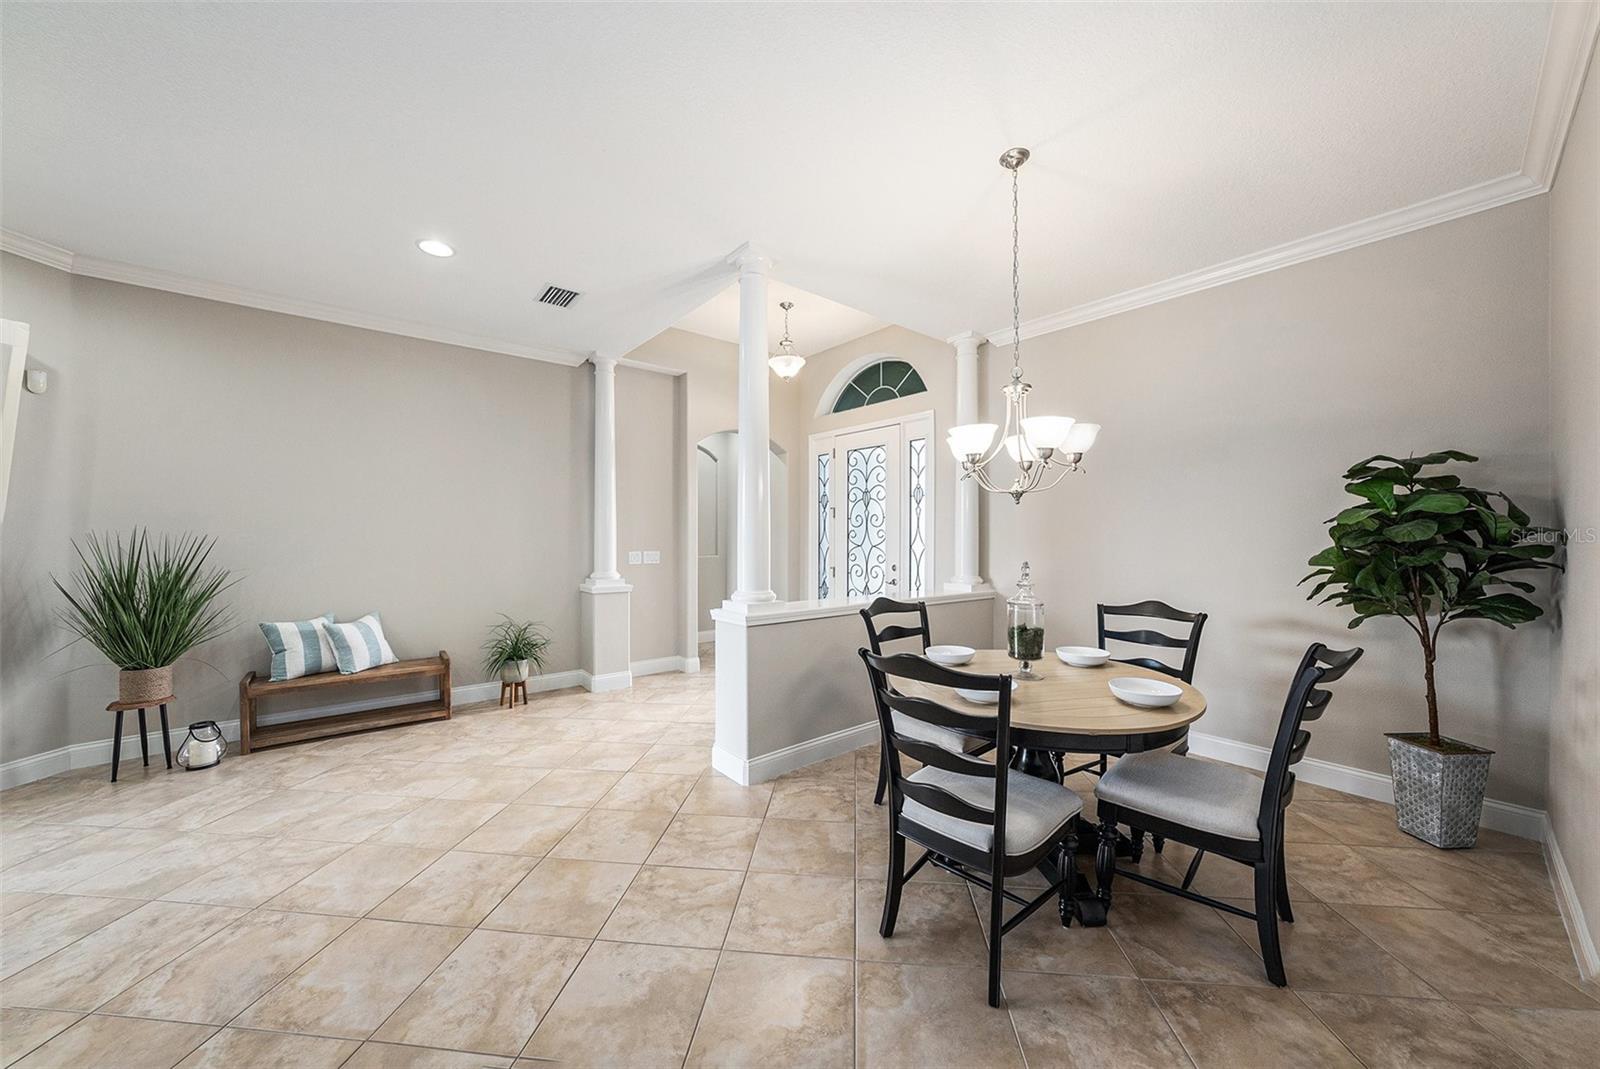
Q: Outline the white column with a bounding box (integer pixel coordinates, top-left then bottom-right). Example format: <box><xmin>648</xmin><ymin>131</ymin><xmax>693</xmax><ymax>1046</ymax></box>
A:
<box><xmin>945</xmin><ymin>331</ymin><xmax>988</xmax><ymax>592</ymax></box>
<box><xmin>587</xmin><ymin>356</ymin><xmax>623</xmax><ymax>585</ymax></box>
<box><xmin>730</xmin><ymin>249</ymin><xmax>776</xmax><ymax>604</ymax></box>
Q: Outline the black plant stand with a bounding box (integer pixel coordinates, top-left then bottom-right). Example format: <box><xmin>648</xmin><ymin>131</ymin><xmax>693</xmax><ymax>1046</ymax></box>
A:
<box><xmin>106</xmin><ymin>696</ymin><xmax>174</xmax><ymax>782</ymax></box>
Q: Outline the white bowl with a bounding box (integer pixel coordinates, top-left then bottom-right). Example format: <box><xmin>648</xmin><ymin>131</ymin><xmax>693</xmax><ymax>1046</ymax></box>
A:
<box><xmin>926</xmin><ymin>644</ymin><xmax>976</xmax><ymax>667</ymax></box>
<box><xmin>956</xmin><ymin>678</ymin><xmax>1020</xmax><ymax>705</ymax></box>
<box><xmin>1057</xmin><ymin>645</ymin><xmax>1110</xmax><ymax>668</ymax></box>
<box><xmin>1108</xmin><ymin>676</ymin><xmax>1183</xmax><ymax>709</ymax></box>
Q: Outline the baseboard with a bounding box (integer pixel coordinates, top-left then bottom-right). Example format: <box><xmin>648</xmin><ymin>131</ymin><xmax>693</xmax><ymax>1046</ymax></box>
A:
<box><xmin>1545</xmin><ymin>817</ymin><xmax>1600</xmax><ymax>981</ymax></box>
<box><xmin>0</xmin><ymin>673</ymin><xmax>585</xmax><ymax>790</ymax></box>
<box><xmin>713</xmin><ymin>720</ymin><xmax>879</xmax><ymax>786</ymax></box>
<box><xmin>631</xmin><ymin>656</ymin><xmax>693</xmax><ymax>677</ymax></box>
<box><xmin>582</xmin><ymin>670</ymin><xmax>633</xmax><ymax>693</ymax></box>
<box><xmin>681</xmin><ymin>657</ymin><xmax>702</xmax><ymax>674</ymax></box>
<box><xmin>1185</xmin><ymin>731</ymin><xmax>1546</xmax><ymax>841</ymax></box>
<box><xmin>697</xmin><ymin>629</ymin><xmax>714</xmax><ymax>644</ymax></box>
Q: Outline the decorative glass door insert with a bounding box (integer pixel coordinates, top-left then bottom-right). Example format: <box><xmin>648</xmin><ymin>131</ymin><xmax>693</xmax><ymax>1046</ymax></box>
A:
<box><xmin>811</xmin><ymin>413</ymin><xmax>932</xmax><ymax>600</ymax></box>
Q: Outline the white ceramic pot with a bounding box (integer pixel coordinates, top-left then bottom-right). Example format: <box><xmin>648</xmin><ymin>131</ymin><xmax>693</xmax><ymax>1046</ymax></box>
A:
<box><xmin>499</xmin><ymin>659</ymin><xmax>531</xmax><ymax>684</ymax></box>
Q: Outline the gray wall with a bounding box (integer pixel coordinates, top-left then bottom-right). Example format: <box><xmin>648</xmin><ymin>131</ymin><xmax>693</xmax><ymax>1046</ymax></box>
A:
<box><xmin>0</xmin><ymin>254</ymin><xmax>666</xmax><ymax>762</ymax></box>
<box><xmin>981</xmin><ymin>196</ymin><xmax>1556</xmax><ymax>808</ymax></box>
<box><xmin>1547</xmin><ymin>49</ymin><xmax>1599</xmax><ymax>958</ymax></box>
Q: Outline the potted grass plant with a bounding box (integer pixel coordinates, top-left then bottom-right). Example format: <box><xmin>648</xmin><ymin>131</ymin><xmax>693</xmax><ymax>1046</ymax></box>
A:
<box><xmin>54</xmin><ymin>530</ymin><xmax>237</xmax><ymax>703</ymax></box>
<box><xmin>1302</xmin><ymin>451</ymin><xmax>1561</xmax><ymax>848</ymax></box>
<box><xmin>482</xmin><ymin>615</ymin><xmax>549</xmax><ymax>684</ymax></box>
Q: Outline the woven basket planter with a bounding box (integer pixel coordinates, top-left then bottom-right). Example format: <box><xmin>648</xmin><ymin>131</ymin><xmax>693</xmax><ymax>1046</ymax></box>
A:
<box><xmin>118</xmin><ymin>665</ymin><xmax>174</xmax><ymax>704</ymax></box>
<box><xmin>1386</xmin><ymin>733</ymin><xmax>1493</xmax><ymax>849</ymax></box>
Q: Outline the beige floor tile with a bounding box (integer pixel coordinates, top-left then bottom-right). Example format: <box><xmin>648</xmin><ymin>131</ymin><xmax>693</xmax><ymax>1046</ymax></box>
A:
<box><xmin>1215</xmin><ymin>899</ymin><xmax>1438</xmax><ymax>997</ymax></box>
<box><xmin>231</xmin><ymin>918</ymin><xmax>467</xmax><ymax>1039</ymax></box>
<box><xmin>1296</xmin><ymin>991</ymin><xmax>1519</xmax><ymax>1068</ymax></box>
<box><xmin>373</xmin><ymin>929</ymin><xmax>588</xmax><ymax>1056</ymax></box>
<box><xmin>1146</xmin><ymin>981</ymin><xmax>1360</xmax><ymax>1068</ymax></box>
<box><xmin>367</xmin><ymin>799</ymin><xmax>506</xmax><ymax>849</ymax></box>
<box><xmin>598</xmin><ymin>865</ymin><xmax>744</xmax><ymax>948</ymax></box>
<box><xmin>514</xmin><ymin>768</ymin><xmax>622</xmax><ymax>807</ymax></box>
<box><xmin>101</xmin><ymin>908</ymin><xmax>354</xmax><ymax>1024</ymax></box>
<box><xmin>173</xmin><ymin>1027</ymin><xmax>360</xmax><ymax>1069</ymax></box>
<box><xmin>1363</xmin><ymin>845</ymin><xmax>1558</xmax><ymax>915</ymax></box>
<box><xmin>646</xmin><ymin>813</ymin><xmax>763</xmax><ymax>870</ymax></box>
<box><xmin>680</xmin><ymin>776</ymin><xmax>773</xmax><ymax>819</ymax></box>
<box><xmin>975</xmin><ymin>887</ymin><xmax>1135</xmax><ymax>978</ymax></box>
<box><xmin>1104</xmin><ymin>894</ymin><xmax>1270</xmax><ymax>987</ymax></box>
<box><xmin>855</xmin><ymin>961</ymin><xmax>1025</xmax><ymax>1068</ymax></box>
<box><xmin>492</xmin><ymin>741</ymin><xmax>581</xmax><ymax>768</ymax></box>
<box><xmin>263</xmin><ymin>843</ymin><xmax>441</xmax><ymax>916</ymax></box>
<box><xmin>560</xmin><ymin>741</ymin><xmax>651</xmax><ymax>772</ymax></box>
<box><xmin>1282</xmin><ymin>842</ymin><xmax>1443</xmax><ymax>908</ymax></box>
<box><xmin>1147</xmin><ymin>841</ymin><xmax>1317</xmax><ymax>904</ymax></box>
<box><xmin>196</xmin><ymin>789</ymin><xmax>342</xmax><ymax>837</ymax></box>
<box><xmin>855</xmin><ymin>879</ymin><xmax>987</xmax><ymax>967</ymax></box>
<box><xmin>658</xmin><ymin>722</ymin><xmax>716</xmax><ymax>747</ymax></box>
<box><xmin>435</xmin><ymin>766</ymin><xmax>551</xmax><ymax>802</ymax></box>
<box><xmin>522</xmin><ymin>940</ymin><xmax>718</xmax><ymax>1066</ymax></box>
<box><xmin>1296</xmin><ymin>800</ymin><xmax>1438</xmax><ymax>850</ymax></box>
<box><xmin>725</xmin><ymin>873</ymin><xmax>855</xmax><ymax>959</ymax></box>
<box><xmin>160</xmin><ymin>838</ymin><xmax>351</xmax><ymax>908</ymax></box>
<box><xmin>632</xmin><ymin>743</ymin><xmax>712</xmax><ymax>775</ymax></box>
<box><xmin>344</xmin><ymin>1042</ymin><xmax>513</xmax><ymax>1068</ymax></box>
<box><xmin>1464</xmin><ymin>1004</ymin><xmax>1600</xmax><ymax>1069</ymax></box>
<box><xmin>369</xmin><ymin>851</ymin><xmax>534</xmax><ymax>927</ymax></box>
<box><xmin>853</xmin><ymin>823</ymin><xmax>964</xmax><ymax>886</ymax></box>
<box><xmin>481</xmin><ymin>857</ymin><xmax>639</xmax><ymax>938</ymax></box>
<box><xmin>750</xmin><ymin>818</ymin><xmax>855</xmax><ymax>877</ymax></box>
<box><xmin>548</xmin><ymin>807</ymin><xmax>673</xmax><ymax>864</ymax></box>
<box><xmin>0</xmin><ymin>893</ymin><xmax>47</xmax><ymax>918</ymax></box>
<box><xmin>453</xmin><ymin>803</ymin><xmax>584</xmax><ymax>856</ymax></box>
<box><xmin>64</xmin><ymin>833</ymin><xmax>258</xmax><ymax>900</ymax></box>
<box><xmin>594</xmin><ymin>771</ymin><xmax>698</xmax><ymax>813</ymax></box>
<box><xmin>1004</xmin><ymin>972</ymin><xmax>1192</xmax><ymax>1068</ymax></box>
<box><xmin>685</xmin><ymin>951</ymin><xmax>854</xmax><ymax>1068</ymax></box>
<box><xmin>0</xmin><ymin>828</ymin><xmax>171</xmax><ymax>893</ymax></box>
<box><xmin>0</xmin><ymin>894</ymin><xmax>143</xmax><ymax>980</ymax></box>
<box><xmin>0</xmin><ymin>1008</ymin><xmax>80</xmax><ymax>1068</ymax></box>
<box><xmin>1335</xmin><ymin>904</ymin><xmax>1597</xmax><ymax>1009</ymax></box>
<box><xmin>9</xmin><ymin>1013</ymin><xmax>216</xmax><ymax>1069</ymax></box>
<box><xmin>0</xmin><ymin>900</ymin><xmax>243</xmax><ymax>1011</ymax></box>
<box><xmin>1464</xmin><ymin>909</ymin><xmax>1592</xmax><ymax>985</ymax></box>
<box><xmin>0</xmin><ymin>825</ymin><xmax>92</xmax><ymax>869</ymax></box>
<box><xmin>768</xmin><ymin>779</ymin><xmax>854</xmax><ymax>822</ymax></box>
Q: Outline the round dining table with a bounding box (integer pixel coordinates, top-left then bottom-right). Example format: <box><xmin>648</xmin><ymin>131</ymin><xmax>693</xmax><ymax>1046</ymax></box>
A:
<box><xmin>895</xmin><ymin>648</ymin><xmax>1207</xmax><ymax>925</ymax></box>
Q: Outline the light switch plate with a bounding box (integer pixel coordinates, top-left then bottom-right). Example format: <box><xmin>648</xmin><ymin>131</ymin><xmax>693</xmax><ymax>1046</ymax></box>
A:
<box><xmin>627</xmin><ymin>551</ymin><xmax>643</xmax><ymax>565</ymax></box>
<box><xmin>643</xmin><ymin>550</ymin><xmax>661</xmax><ymax>564</ymax></box>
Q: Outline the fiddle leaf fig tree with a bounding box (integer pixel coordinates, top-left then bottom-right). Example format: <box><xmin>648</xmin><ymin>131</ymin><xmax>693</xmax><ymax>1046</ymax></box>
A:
<box><xmin>1301</xmin><ymin>451</ymin><xmax>1561</xmax><ymax>746</ymax></box>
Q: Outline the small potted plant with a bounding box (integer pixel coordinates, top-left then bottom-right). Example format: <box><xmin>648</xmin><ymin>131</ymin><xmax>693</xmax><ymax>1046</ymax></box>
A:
<box><xmin>1302</xmin><ymin>451</ymin><xmax>1561</xmax><ymax>848</ymax></box>
<box><xmin>54</xmin><ymin>530</ymin><xmax>237</xmax><ymax>704</ymax></box>
<box><xmin>482</xmin><ymin>615</ymin><xmax>549</xmax><ymax>685</ymax></box>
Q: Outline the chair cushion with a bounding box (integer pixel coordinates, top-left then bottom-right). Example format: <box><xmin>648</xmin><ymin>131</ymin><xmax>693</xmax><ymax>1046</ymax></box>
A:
<box><xmin>901</xmin><ymin>766</ymin><xmax>1082</xmax><ymax>856</ymax></box>
<box><xmin>1095</xmin><ymin>753</ymin><xmax>1263</xmax><ymax>841</ymax></box>
<box><xmin>891</xmin><ymin>711</ymin><xmax>971</xmax><ymax>753</ymax></box>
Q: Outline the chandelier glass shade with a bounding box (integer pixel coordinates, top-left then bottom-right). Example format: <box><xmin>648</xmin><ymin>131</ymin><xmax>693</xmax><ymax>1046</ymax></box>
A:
<box><xmin>947</xmin><ymin>147</ymin><xmax>1099</xmax><ymax>503</ymax></box>
<box><xmin>768</xmin><ymin>300</ymin><xmax>806</xmax><ymax>380</ymax></box>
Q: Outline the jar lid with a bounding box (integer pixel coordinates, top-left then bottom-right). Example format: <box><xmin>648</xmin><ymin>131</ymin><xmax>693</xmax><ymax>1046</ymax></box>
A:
<box><xmin>1007</xmin><ymin>560</ymin><xmax>1041</xmax><ymax>608</ymax></box>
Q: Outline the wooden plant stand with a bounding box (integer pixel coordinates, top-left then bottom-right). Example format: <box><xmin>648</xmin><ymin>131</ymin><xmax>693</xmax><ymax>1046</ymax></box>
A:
<box><xmin>105</xmin><ymin>696</ymin><xmax>174</xmax><ymax>782</ymax></box>
<box><xmin>238</xmin><ymin>651</ymin><xmax>451</xmax><ymax>754</ymax></box>
<box><xmin>500</xmin><ymin>679</ymin><xmax>528</xmax><ymax>707</ymax></box>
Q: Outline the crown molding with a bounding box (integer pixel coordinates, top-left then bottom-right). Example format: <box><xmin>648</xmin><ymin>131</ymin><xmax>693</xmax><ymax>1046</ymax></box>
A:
<box><xmin>0</xmin><ymin>229</ymin><xmax>590</xmax><ymax>368</ymax></box>
<box><xmin>987</xmin><ymin>2</ymin><xmax>1600</xmax><ymax>348</ymax></box>
<box><xmin>1524</xmin><ymin>0</ymin><xmax>1600</xmax><ymax>189</ymax></box>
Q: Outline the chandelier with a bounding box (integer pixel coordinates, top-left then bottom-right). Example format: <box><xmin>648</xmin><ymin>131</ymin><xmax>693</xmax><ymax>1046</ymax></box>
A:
<box><xmin>947</xmin><ymin>148</ymin><xmax>1099</xmax><ymax>503</ymax></box>
<box><xmin>768</xmin><ymin>300</ymin><xmax>806</xmax><ymax>380</ymax></box>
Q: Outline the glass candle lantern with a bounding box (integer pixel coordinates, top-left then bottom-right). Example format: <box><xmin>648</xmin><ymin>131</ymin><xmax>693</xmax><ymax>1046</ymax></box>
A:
<box><xmin>1006</xmin><ymin>560</ymin><xmax>1046</xmax><ymax>680</ymax></box>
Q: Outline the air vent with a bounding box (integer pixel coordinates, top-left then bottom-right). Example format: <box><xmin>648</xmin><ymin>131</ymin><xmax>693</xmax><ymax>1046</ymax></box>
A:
<box><xmin>538</xmin><ymin>285</ymin><xmax>581</xmax><ymax>308</ymax></box>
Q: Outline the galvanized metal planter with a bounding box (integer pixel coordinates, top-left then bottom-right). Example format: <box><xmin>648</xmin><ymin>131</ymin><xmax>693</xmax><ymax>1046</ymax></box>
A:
<box><xmin>1386</xmin><ymin>733</ymin><xmax>1493</xmax><ymax>849</ymax></box>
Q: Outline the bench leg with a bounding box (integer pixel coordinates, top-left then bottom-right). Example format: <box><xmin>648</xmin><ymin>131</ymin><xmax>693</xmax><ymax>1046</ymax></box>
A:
<box><xmin>111</xmin><ymin>710</ymin><xmax>124</xmax><ymax>783</ymax></box>
<box><xmin>138</xmin><ymin>708</ymin><xmax>150</xmax><ymax>766</ymax></box>
<box><xmin>160</xmin><ymin>704</ymin><xmax>173</xmax><ymax>769</ymax></box>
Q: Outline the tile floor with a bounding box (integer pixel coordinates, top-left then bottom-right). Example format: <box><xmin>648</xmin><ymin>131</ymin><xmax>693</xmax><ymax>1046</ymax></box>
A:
<box><xmin>1</xmin><ymin>652</ymin><xmax>1594</xmax><ymax>1068</ymax></box>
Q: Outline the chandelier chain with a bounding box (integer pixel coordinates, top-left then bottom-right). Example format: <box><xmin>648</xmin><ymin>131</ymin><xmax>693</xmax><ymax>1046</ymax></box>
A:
<box><xmin>1011</xmin><ymin>162</ymin><xmax>1021</xmax><ymax>375</ymax></box>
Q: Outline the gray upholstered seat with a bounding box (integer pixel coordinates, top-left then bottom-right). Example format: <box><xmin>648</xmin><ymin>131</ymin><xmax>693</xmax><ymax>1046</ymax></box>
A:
<box><xmin>901</xmin><ymin>766</ymin><xmax>1083</xmax><ymax>855</ymax></box>
<box><xmin>891</xmin><ymin>710</ymin><xmax>971</xmax><ymax>753</ymax></box>
<box><xmin>1094</xmin><ymin>752</ymin><xmax>1263</xmax><ymax>841</ymax></box>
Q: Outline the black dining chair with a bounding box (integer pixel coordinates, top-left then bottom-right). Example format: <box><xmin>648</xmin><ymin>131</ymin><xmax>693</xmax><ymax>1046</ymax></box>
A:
<box><xmin>860</xmin><ymin>648</ymin><xmax>1086</xmax><ymax>1007</ymax></box>
<box><xmin>861</xmin><ymin>597</ymin><xmax>983</xmax><ymax>805</ymax></box>
<box><xmin>1092</xmin><ymin>642</ymin><xmax>1362</xmax><ymax>986</ymax></box>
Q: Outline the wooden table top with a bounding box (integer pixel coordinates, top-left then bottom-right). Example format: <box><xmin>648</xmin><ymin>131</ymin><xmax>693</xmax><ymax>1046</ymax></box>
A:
<box><xmin>896</xmin><ymin>649</ymin><xmax>1206</xmax><ymax>742</ymax></box>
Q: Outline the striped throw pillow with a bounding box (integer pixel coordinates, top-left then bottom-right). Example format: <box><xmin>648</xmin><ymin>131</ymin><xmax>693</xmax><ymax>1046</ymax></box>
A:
<box><xmin>259</xmin><ymin>614</ymin><xmax>337</xmax><ymax>682</ymax></box>
<box><xmin>325</xmin><ymin>613</ymin><xmax>399</xmax><ymax>674</ymax></box>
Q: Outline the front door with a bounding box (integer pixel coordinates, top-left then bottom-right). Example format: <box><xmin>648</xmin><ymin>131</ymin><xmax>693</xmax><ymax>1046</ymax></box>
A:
<box><xmin>834</xmin><ymin>425</ymin><xmax>903</xmax><ymax>599</ymax></box>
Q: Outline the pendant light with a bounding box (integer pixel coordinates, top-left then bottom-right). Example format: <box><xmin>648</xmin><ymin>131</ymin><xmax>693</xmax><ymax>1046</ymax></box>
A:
<box><xmin>946</xmin><ymin>148</ymin><xmax>1100</xmax><ymax>503</ymax></box>
<box><xmin>768</xmin><ymin>300</ymin><xmax>806</xmax><ymax>380</ymax></box>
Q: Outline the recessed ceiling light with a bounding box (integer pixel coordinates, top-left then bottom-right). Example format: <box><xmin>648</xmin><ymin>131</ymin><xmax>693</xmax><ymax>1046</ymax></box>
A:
<box><xmin>416</xmin><ymin>239</ymin><xmax>454</xmax><ymax>258</ymax></box>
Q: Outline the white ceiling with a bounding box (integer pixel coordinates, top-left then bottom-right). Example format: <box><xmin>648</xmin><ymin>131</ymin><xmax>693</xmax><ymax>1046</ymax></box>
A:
<box><xmin>0</xmin><ymin>3</ymin><xmax>1567</xmax><ymax>363</ymax></box>
<box><xmin>674</xmin><ymin>280</ymin><xmax>883</xmax><ymax>353</ymax></box>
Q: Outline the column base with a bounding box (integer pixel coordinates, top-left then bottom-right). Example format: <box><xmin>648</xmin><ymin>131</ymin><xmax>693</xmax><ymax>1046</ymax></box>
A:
<box><xmin>729</xmin><ymin>589</ymin><xmax>778</xmax><ymax>605</ymax></box>
<box><xmin>943</xmin><ymin>577</ymin><xmax>992</xmax><ymax>594</ymax></box>
<box><xmin>578</xmin><ymin>581</ymin><xmax>632</xmax><ymax>692</ymax></box>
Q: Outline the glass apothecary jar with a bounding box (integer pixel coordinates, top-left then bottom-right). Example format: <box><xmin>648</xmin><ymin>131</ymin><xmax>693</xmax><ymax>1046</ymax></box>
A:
<box><xmin>1006</xmin><ymin>560</ymin><xmax>1045</xmax><ymax>680</ymax></box>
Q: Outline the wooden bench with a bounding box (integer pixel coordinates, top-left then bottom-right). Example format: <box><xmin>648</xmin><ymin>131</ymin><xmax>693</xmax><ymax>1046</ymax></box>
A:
<box><xmin>239</xmin><ymin>651</ymin><xmax>451</xmax><ymax>754</ymax></box>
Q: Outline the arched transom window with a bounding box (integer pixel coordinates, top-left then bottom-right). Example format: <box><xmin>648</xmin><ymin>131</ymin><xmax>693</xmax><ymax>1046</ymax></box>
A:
<box><xmin>830</xmin><ymin>359</ymin><xmax>926</xmax><ymax>414</ymax></box>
